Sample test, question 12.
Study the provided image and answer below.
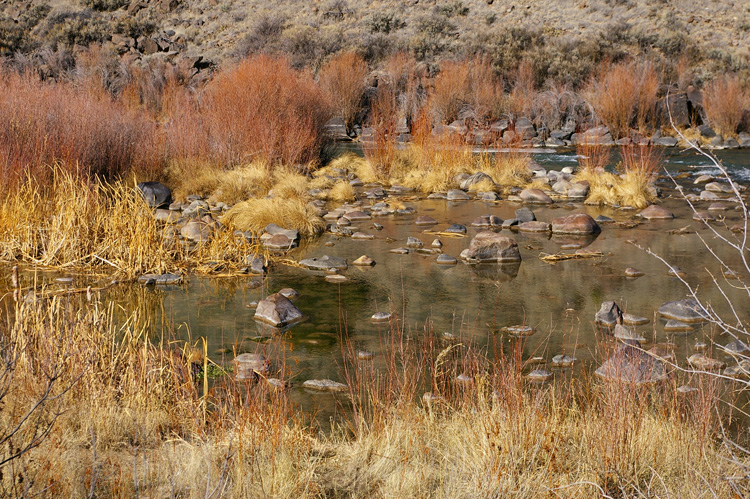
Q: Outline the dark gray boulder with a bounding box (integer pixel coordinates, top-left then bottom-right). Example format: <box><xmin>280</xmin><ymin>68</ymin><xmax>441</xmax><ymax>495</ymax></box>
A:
<box><xmin>137</xmin><ymin>181</ymin><xmax>172</xmax><ymax>208</ymax></box>
<box><xmin>658</xmin><ymin>298</ymin><xmax>709</xmax><ymax>323</ymax></box>
<box><xmin>595</xmin><ymin>301</ymin><xmax>623</xmax><ymax>327</ymax></box>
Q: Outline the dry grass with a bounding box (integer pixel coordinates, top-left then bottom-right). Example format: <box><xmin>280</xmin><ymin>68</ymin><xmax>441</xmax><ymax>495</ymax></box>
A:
<box><xmin>223</xmin><ymin>197</ymin><xmax>325</xmax><ymax>236</ymax></box>
<box><xmin>0</xmin><ymin>167</ymin><xmax>256</xmax><ymax>278</ymax></box>
<box><xmin>576</xmin><ymin>144</ymin><xmax>660</xmax><ymax>208</ymax></box>
<box><xmin>0</xmin><ymin>287</ymin><xmax>745</xmax><ymax>497</ymax></box>
<box><xmin>703</xmin><ymin>75</ymin><xmax>750</xmax><ymax>137</ymax></box>
<box><xmin>329</xmin><ymin>180</ymin><xmax>356</xmax><ymax>202</ymax></box>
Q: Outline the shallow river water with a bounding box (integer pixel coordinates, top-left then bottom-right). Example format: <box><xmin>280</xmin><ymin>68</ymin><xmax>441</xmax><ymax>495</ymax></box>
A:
<box><xmin>8</xmin><ymin>148</ymin><xmax>750</xmax><ymax>419</ymax></box>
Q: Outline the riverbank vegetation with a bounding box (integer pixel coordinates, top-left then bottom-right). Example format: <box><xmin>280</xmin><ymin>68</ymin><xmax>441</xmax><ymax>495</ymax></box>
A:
<box><xmin>0</xmin><ymin>290</ymin><xmax>747</xmax><ymax>497</ymax></box>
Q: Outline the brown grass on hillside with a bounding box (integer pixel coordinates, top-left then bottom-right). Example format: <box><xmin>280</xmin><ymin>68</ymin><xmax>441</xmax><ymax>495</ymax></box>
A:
<box><xmin>703</xmin><ymin>75</ymin><xmax>750</xmax><ymax>137</ymax></box>
<box><xmin>0</xmin><ymin>71</ymin><xmax>163</xmax><ymax>191</ymax></box>
<box><xmin>585</xmin><ymin>61</ymin><xmax>660</xmax><ymax>139</ymax></box>
<box><xmin>319</xmin><ymin>51</ymin><xmax>369</xmax><ymax>134</ymax></box>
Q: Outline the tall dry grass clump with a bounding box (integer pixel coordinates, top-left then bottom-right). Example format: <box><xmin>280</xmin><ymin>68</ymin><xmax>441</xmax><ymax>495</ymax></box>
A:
<box><xmin>319</xmin><ymin>51</ymin><xmax>369</xmax><ymax>134</ymax></box>
<box><xmin>585</xmin><ymin>61</ymin><xmax>659</xmax><ymax>139</ymax></box>
<box><xmin>167</xmin><ymin>55</ymin><xmax>332</xmax><ymax>168</ymax></box>
<box><xmin>0</xmin><ymin>71</ymin><xmax>163</xmax><ymax>191</ymax></box>
<box><xmin>703</xmin><ymin>75</ymin><xmax>750</xmax><ymax>137</ymax></box>
<box><xmin>577</xmin><ymin>143</ymin><xmax>660</xmax><ymax>208</ymax></box>
<box><xmin>0</xmin><ymin>167</ymin><xmax>256</xmax><ymax>277</ymax></box>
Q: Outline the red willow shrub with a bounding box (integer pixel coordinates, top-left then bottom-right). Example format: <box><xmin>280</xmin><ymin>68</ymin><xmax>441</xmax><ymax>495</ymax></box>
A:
<box><xmin>0</xmin><ymin>72</ymin><xmax>163</xmax><ymax>190</ymax></box>
<box><xmin>319</xmin><ymin>51</ymin><xmax>369</xmax><ymax>134</ymax></box>
<box><xmin>169</xmin><ymin>55</ymin><xmax>333</xmax><ymax>168</ymax></box>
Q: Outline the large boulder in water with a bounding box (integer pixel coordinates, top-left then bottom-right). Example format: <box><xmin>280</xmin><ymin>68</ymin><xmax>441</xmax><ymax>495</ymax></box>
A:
<box><xmin>551</xmin><ymin>213</ymin><xmax>601</xmax><ymax>235</ymax></box>
<box><xmin>254</xmin><ymin>292</ymin><xmax>304</xmax><ymax>327</ymax></box>
<box><xmin>137</xmin><ymin>181</ymin><xmax>172</xmax><ymax>208</ymax></box>
<box><xmin>595</xmin><ymin>301</ymin><xmax>623</xmax><ymax>327</ymax></box>
<box><xmin>595</xmin><ymin>343</ymin><xmax>667</xmax><ymax>384</ymax></box>
<box><xmin>658</xmin><ymin>298</ymin><xmax>708</xmax><ymax>323</ymax></box>
<box><xmin>460</xmin><ymin>231</ymin><xmax>521</xmax><ymax>263</ymax></box>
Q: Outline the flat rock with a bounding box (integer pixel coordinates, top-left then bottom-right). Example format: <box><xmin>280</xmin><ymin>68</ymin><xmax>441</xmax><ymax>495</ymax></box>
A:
<box><xmin>351</xmin><ymin>232</ymin><xmax>375</xmax><ymax>240</ymax></box>
<box><xmin>595</xmin><ymin>215</ymin><xmax>615</xmax><ymax>224</ymax></box>
<box><xmin>416</xmin><ymin>215</ymin><xmax>438</xmax><ymax>225</ymax></box>
<box><xmin>343</xmin><ymin>210</ymin><xmax>371</xmax><ymax>221</ymax></box>
<box><xmin>520</xmin><ymin>188</ymin><xmax>553</xmax><ymax>204</ymax></box>
<box><xmin>325</xmin><ymin>274</ymin><xmax>348</xmax><ymax>283</ymax></box>
<box><xmin>692</xmin><ymin>211</ymin><xmax>715</xmax><ymax>222</ymax></box>
<box><xmin>595</xmin><ymin>343</ymin><xmax>667</xmax><ymax>384</ymax></box>
<box><xmin>723</xmin><ymin>339</ymin><xmax>750</xmax><ymax>355</ymax></box>
<box><xmin>406</xmin><ymin>237</ymin><xmax>423</xmax><ymax>248</ymax></box>
<box><xmin>444</xmin><ymin>224</ymin><xmax>467</xmax><ymax>235</ymax></box>
<box><xmin>550</xmin><ymin>213</ymin><xmax>601</xmax><ymax>235</ymax></box>
<box><xmin>519</xmin><ymin>221</ymin><xmax>551</xmax><ymax>232</ymax></box>
<box><xmin>526</xmin><ymin>369</ymin><xmax>552</xmax><ymax>382</ymax></box>
<box><xmin>552</xmin><ymin>354</ymin><xmax>576</xmax><ymax>367</ymax></box>
<box><xmin>302</xmin><ymin>379</ymin><xmax>348</xmax><ymax>392</ymax></box>
<box><xmin>460</xmin><ymin>231</ymin><xmax>522</xmax><ymax>263</ymax></box>
<box><xmin>299</xmin><ymin>255</ymin><xmax>348</xmax><ymax>271</ymax></box>
<box><xmin>265</xmin><ymin>223</ymin><xmax>299</xmax><ymax>241</ymax></box>
<box><xmin>137</xmin><ymin>273</ymin><xmax>182</xmax><ymax>285</ymax></box>
<box><xmin>664</xmin><ymin>319</ymin><xmax>693</xmax><ymax>333</ymax></box>
<box><xmin>389</xmin><ymin>247</ymin><xmax>410</xmax><ymax>254</ymax></box>
<box><xmin>639</xmin><ymin>205</ymin><xmax>674</xmax><ymax>220</ymax></box>
<box><xmin>447</xmin><ymin>189</ymin><xmax>470</xmax><ymax>200</ymax></box>
<box><xmin>658</xmin><ymin>298</ymin><xmax>708</xmax><ymax>323</ymax></box>
<box><xmin>436</xmin><ymin>254</ymin><xmax>457</xmax><ymax>265</ymax></box>
<box><xmin>502</xmin><ymin>325</ymin><xmax>535</xmax><ymax>337</ymax></box>
<box><xmin>254</xmin><ymin>293</ymin><xmax>304</xmax><ymax>327</ymax></box>
<box><xmin>263</xmin><ymin>233</ymin><xmax>296</xmax><ymax>249</ymax></box>
<box><xmin>622</xmin><ymin>313</ymin><xmax>649</xmax><ymax>326</ymax></box>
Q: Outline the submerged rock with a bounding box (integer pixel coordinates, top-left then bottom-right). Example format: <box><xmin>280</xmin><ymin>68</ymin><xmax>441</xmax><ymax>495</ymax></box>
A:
<box><xmin>302</xmin><ymin>379</ymin><xmax>348</xmax><ymax>392</ymax></box>
<box><xmin>502</xmin><ymin>325</ymin><xmax>535</xmax><ymax>337</ymax></box>
<box><xmin>519</xmin><ymin>221</ymin><xmax>551</xmax><ymax>232</ymax></box>
<box><xmin>353</xmin><ymin>255</ymin><xmax>375</xmax><ymax>266</ymax></box>
<box><xmin>460</xmin><ymin>231</ymin><xmax>522</xmax><ymax>263</ymax></box>
<box><xmin>234</xmin><ymin>353</ymin><xmax>270</xmax><ymax>379</ymax></box>
<box><xmin>664</xmin><ymin>319</ymin><xmax>693</xmax><ymax>333</ymax></box>
<box><xmin>515</xmin><ymin>207</ymin><xmax>536</xmax><ymax>222</ymax></box>
<box><xmin>447</xmin><ymin>189</ymin><xmax>471</xmax><ymax>200</ymax></box>
<box><xmin>444</xmin><ymin>223</ymin><xmax>467</xmax><ymax>235</ymax></box>
<box><xmin>299</xmin><ymin>255</ymin><xmax>348</xmax><ymax>271</ymax></box>
<box><xmin>552</xmin><ymin>354</ymin><xmax>577</xmax><ymax>367</ymax></box>
<box><xmin>254</xmin><ymin>293</ymin><xmax>304</xmax><ymax>327</ymax></box>
<box><xmin>416</xmin><ymin>215</ymin><xmax>438</xmax><ymax>226</ymax></box>
<box><xmin>614</xmin><ymin>324</ymin><xmax>645</xmax><ymax>341</ymax></box>
<box><xmin>622</xmin><ymin>313</ymin><xmax>649</xmax><ymax>326</ymax></box>
<box><xmin>595</xmin><ymin>343</ymin><xmax>667</xmax><ymax>384</ymax></box>
<box><xmin>436</xmin><ymin>254</ymin><xmax>457</xmax><ymax>265</ymax></box>
<box><xmin>406</xmin><ymin>237</ymin><xmax>423</xmax><ymax>248</ymax></box>
<box><xmin>624</xmin><ymin>267</ymin><xmax>644</xmax><ymax>278</ymax></box>
<box><xmin>526</xmin><ymin>369</ymin><xmax>552</xmax><ymax>382</ymax></box>
<box><xmin>137</xmin><ymin>273</ymin><xmax>183</xmax><ymax>285</ymax></box>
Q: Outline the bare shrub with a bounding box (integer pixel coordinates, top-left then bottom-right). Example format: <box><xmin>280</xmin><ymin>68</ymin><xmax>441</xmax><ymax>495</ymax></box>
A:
<box><xmin>169</xmin><ymin>55</ymin><xmax>333</xmax><ymax>167</ymax></box>
<box><xmin>585</xmin><ymin>61</ymin><xmax>660</xmax><ymax>139</ymax></box>
<box><xmin>431</xmin><ymin>59</ymin><xmax>471</xmax><ymax>124</ymax></box>
<box><xmin>319</xmin><ymin>51</ymin><xmax>369</xmax><ymax>133</ymax></box>
<box><xmin>703</xmin><ymin>75</ymin><xmax>750</xmax><ymax>137</ymax></box>
<box><xmin>0</xmin><ymin>72</ymin><xmax>163</xmax><ymax>190</ymax></box>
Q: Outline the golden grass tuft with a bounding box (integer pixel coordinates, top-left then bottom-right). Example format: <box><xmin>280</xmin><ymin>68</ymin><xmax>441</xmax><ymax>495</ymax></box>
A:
<box><xmin>329</xmin><ymin>180</ymin><xmax>356</xmax><ymax>202</ymax></box>
<box><xmin>222</xmin><ymin>197</ymin><xmax>325</xmax><ymax>236</ymax></box>
<box><xmin>169</xmin><ymin>159</ymin><xmax>275</xmax><ymax>203</ymax></box>
<box><xmin>321</xmin><ymin>153</ymin><xmax>380</xmax><ymax>184</ymax></box>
